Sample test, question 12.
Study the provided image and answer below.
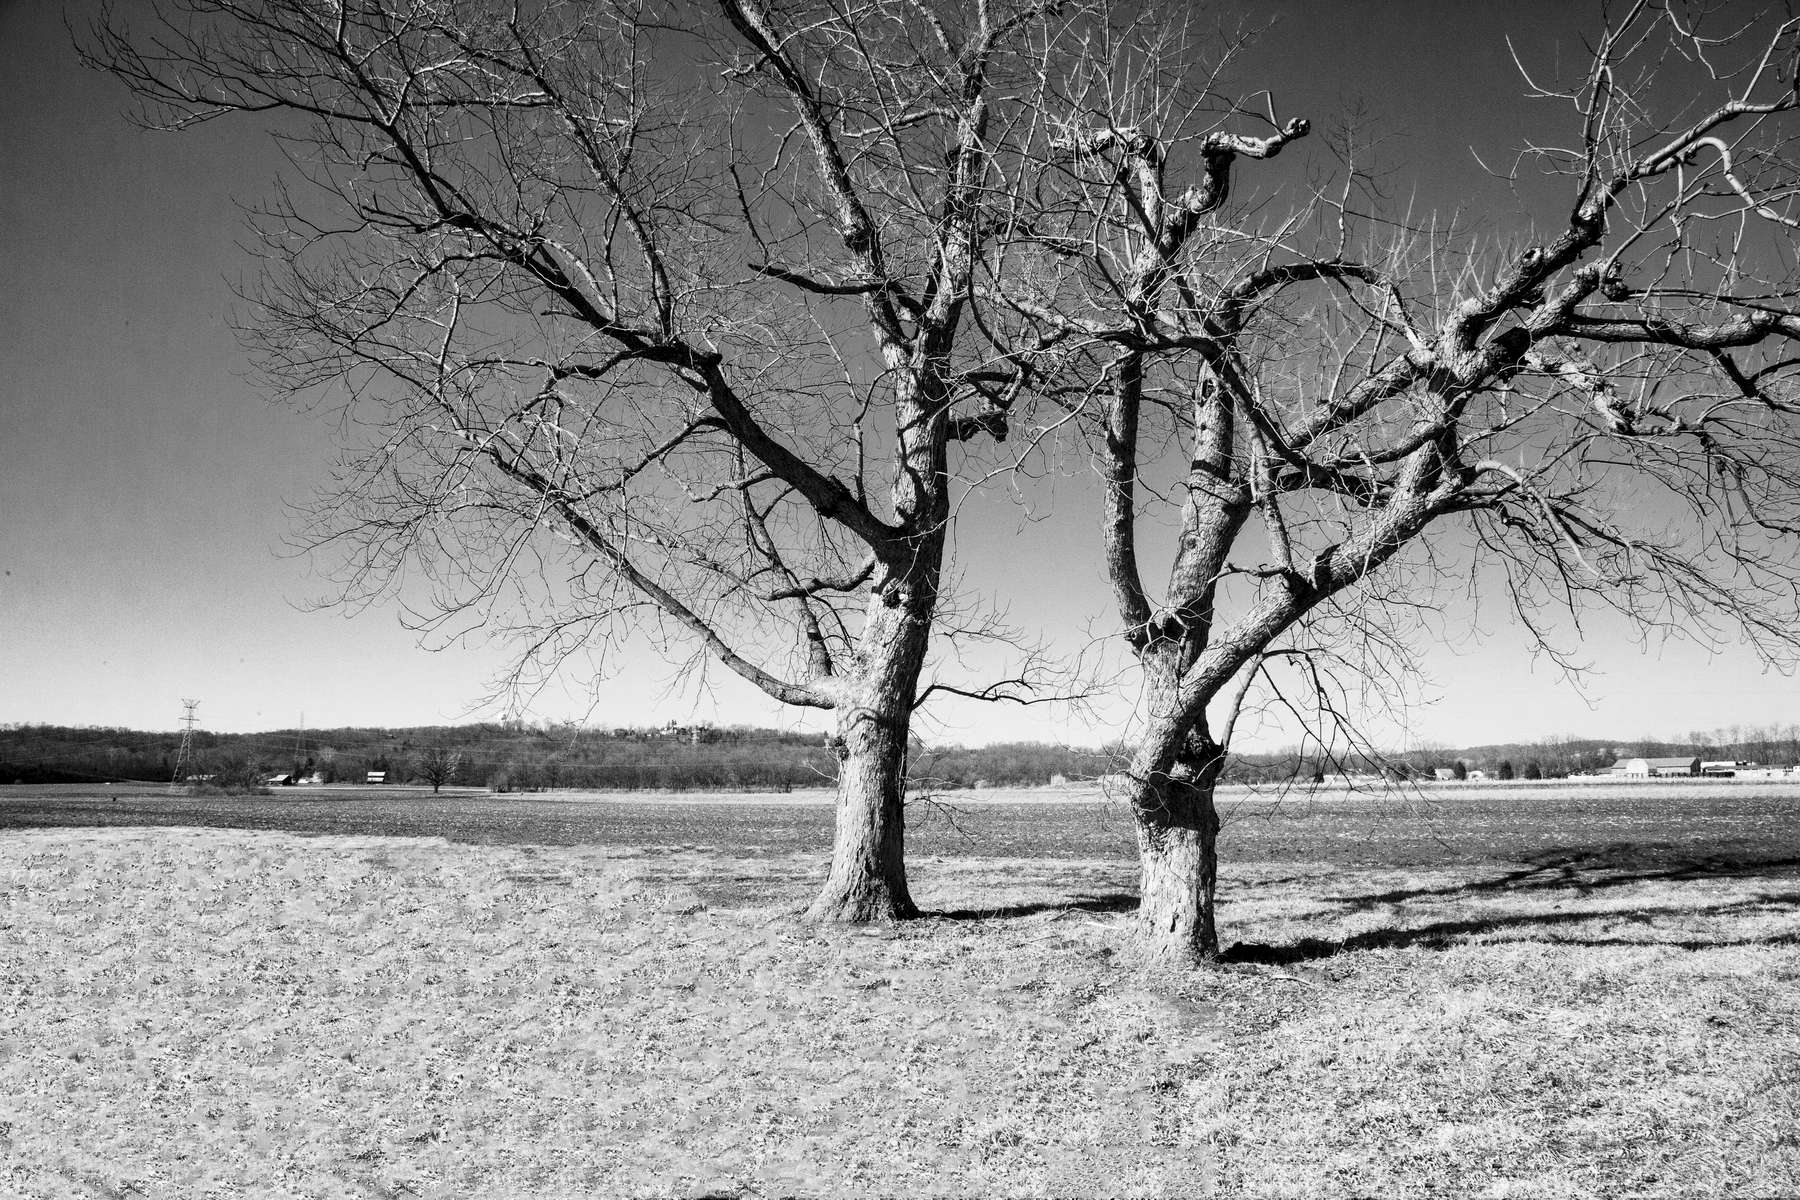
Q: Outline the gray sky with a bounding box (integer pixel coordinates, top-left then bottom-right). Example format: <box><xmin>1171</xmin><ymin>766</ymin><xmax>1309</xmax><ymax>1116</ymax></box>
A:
<box><xmin>3</xmin><ymin>0</ymin><xmax>1795</xmax><ymax>745</ymax></box>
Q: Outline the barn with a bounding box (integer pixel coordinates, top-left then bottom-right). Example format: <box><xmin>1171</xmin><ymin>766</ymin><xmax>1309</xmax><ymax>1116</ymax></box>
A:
<box><xmin>1609</xmin><ymin>756</ymin><xmax>1700</xmax><ymax>777</ymax></box>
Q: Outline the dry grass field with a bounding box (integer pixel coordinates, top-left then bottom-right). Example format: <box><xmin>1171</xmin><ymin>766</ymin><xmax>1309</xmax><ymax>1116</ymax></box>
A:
<box><xmin>4</xmin><ymin>818</ymin><xmax>1799</xmax><ymax>1198</ymax></box>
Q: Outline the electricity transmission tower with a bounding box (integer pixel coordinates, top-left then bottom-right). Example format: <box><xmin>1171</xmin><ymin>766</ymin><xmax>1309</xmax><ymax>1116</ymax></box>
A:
<box><xmin>169</xmin><ymin>699</ymin><xmax>200</xmax><ymax>792</ymax></box>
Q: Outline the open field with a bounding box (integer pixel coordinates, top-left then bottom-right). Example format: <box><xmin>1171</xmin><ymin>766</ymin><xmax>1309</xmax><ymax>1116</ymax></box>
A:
<box><xmin>3</xmin><ymin>825</ymin><xmax>1798</xmax><ymax>1198</ymax></box>
<box><xmin>5</xmin><ymin>786</ymin><xmax>1800</xmax><ymax>1195</ymax></box>
<box><xmin>6</xmin><ymin>780</ymin><xmax>1800</xmax><ymax>870</ymax></box>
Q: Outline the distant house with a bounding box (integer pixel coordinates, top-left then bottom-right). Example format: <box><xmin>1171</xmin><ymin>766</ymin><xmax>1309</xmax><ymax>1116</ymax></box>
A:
<box><xmin>1433</xmin><ymin>767</ymin><xmax>1457</xmax><ymax>781</ymax></box>
<box><xmin>1610</xmin><ymin>756</ymin><xmax>1700</xmax><ymax>777</ymax></box>
<box><xmin>651</xmin><ymin>720</ymin><xmax>712</xmax><ymax>744</ymax></box>
<box><xmin>366</xmin><ymin>770</ymin><xmax>387</xmax><ymax>785</ymax></box>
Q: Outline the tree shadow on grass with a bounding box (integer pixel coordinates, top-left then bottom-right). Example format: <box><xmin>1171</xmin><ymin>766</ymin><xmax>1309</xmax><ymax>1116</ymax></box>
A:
<box><xmin>1224</xmin><ymin>909</ymin><xmax>1800</xmax><ymax>965</ymax></box>
<box><xmin>1227</xmin><ymin>845</ymin><xmax>1800</xmax><ymax>964</ymax></box>
<box><xmin>931</xmin><ymin>892</ymin><xmax>1141</xmax><ymax>921</ymax></box>
<box><xmin>1323</xmin><ymin>843</ymin><xmax>1800</xmax><ymax>910</ymax></box>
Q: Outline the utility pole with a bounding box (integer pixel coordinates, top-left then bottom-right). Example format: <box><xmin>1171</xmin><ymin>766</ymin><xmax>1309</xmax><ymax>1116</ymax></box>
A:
<box><xmin>170</xmin><ymin>699</ymin><xmax>199</xmax><ymax>793</ymax></box>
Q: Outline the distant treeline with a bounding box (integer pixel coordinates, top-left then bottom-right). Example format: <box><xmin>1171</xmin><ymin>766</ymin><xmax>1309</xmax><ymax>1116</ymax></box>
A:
<box><xmin>5</xmin><ymin>721</ymin><xmax>1795</xmax><ymax>792</ymax></box>
<box><xmin>0</xmin><ymin>721</ymin><xmax>1110</xmax><ymax>792</ymax></box>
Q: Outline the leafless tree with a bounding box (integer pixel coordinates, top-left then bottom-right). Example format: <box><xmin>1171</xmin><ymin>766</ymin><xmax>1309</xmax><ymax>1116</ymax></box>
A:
<box><xmin>411</xmin><ymin>744</ymin><xmax>463</xmax><ymax>794</ymax></box>
<box><xmin>82</xmin><ymin>0</ymin><xmax>1073</xmax><ymax>921</ymax></box>
<box><xmin>994</xmin><ymin>3</ymin><xmax>1800</xmax><ymax>960</ymax></box>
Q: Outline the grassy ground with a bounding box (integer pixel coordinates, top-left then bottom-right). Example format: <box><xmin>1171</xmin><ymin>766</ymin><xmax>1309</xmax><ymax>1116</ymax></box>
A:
<box><xmin>4</xmin><ymin>828</ymin><xmax>1799</xmax><ymax>1198</ymax></box>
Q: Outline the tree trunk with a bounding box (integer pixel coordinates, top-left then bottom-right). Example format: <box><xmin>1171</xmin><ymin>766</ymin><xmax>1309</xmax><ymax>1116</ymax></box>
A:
<box><xmin>805</xmin><ymin>704</ymin><xmax>918</xmax><ymax>922</ymax></box>
<box><xmin>1131</xmin><ymin>775</ymin><xmax>1222</xmax><ymax>962</ymax></box>
<box><xmin>804</xmin><ymin>348</ymin><xmax>948</xmax><ymax>923</ymax></box>
<box><xmin>805</xmin><ymin>598</ymin><xmax>929</xmax><ymax>923</ymax></box>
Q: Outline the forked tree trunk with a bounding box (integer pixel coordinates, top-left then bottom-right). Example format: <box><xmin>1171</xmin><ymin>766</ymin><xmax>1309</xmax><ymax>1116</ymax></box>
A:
<box><xmin>1131</xmin><ymin>775</ymin><xmax>1223</xmax><ymax>962</ymax></box>
<box><xmin>805</xmin><ymin>597</ymin><xmax>930</xmax><ymax>923</ymax></box>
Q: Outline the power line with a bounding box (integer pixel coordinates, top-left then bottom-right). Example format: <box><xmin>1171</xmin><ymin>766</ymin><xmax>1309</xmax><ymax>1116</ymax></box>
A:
<box><xmin>169</xmin><ymin>700</ymin><xmax>199</xmax><ymax>792</ymax></box>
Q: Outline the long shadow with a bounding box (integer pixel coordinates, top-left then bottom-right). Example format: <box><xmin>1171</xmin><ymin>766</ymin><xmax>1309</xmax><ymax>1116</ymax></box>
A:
<box><xmin>1324</xmin><ymin>844</ymin><xmax>1800</xmax><ymax>911</ymax></box>
<box><xmin>927</xmin><ymin>846</ymin><xmax>1800</xmax><ymax>941</ymax></box>
<box><xmin>1225</xmin><ymin>888</ymin><xmax>1800</xmax><ymax>965</ymax></box>
<box><xmin>931</xmin><ymin>892</ymin><xmax>1140</xmax><ymax>921</ymax></box>
<box><xmin>927</xmin><ymin>884</ymin><xmax>1800</xmax><ymax>960</ymax></box>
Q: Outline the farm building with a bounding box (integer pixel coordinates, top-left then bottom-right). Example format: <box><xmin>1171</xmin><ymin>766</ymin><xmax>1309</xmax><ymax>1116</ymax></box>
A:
<box><xmin>1702</xmin><ymin>760</ymin><xmax>1754</xmax><ymax>776</ymax></box>
<box><xmin>1609</xmin><ymin>756</ymin><xmax>1700</xmax><ymax>777</ymax></box>
<box><xmin>1727</xmin><ymin>766</ymin><xmax>1794</xmax><ymax>781</ymax></box>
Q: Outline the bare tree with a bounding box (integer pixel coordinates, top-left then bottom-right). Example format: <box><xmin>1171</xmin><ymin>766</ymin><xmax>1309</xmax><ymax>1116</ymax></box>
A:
<box><xmin>412</xmin><ymin>744</ymin><xmax>463</xmax><ymax>794</ymax></box>
<box><xmin>83</xmin><ymin>0</ymin><xmax>1070</xmax><ymax>921</ymax></box>
<box><xmin>996</xmin><ymin>4</ymin><xmax>1800</xmax><ymax>960</ymax></box>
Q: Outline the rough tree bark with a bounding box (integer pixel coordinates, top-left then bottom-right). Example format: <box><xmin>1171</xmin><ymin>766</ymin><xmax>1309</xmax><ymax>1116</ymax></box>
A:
<box><xmin>809</xmin><ymin>450</ymin><xmax>946</xmax><ymax>921</ymax></box>
<box><xmin>1126</xmin><ymin>720</ymin><xmax>1227</xmax><ymax>961</ymax></box>
<box><xmin>809</xmin><ymin>620</ymin><xmax>929</xmax><ymax>921</ymax></box>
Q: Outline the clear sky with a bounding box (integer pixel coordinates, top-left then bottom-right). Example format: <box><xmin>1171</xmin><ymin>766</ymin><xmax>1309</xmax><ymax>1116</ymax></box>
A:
<box><xmin>4</xmin><ymin>0</ymin><xmax>1796</xmax><ymax>747</ymax></box>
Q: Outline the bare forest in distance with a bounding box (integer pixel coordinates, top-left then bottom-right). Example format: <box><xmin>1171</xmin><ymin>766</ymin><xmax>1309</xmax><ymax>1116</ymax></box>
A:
<box><xmin>7</xmin><ymin>721</ymin><xmax>1800</xmax><ymax>793</ymax></box>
